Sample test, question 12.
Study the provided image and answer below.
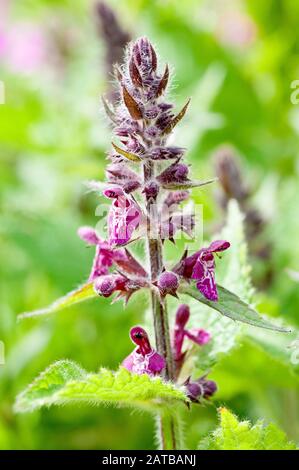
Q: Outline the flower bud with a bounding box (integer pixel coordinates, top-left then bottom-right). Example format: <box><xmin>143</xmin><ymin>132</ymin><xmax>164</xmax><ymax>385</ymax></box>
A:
<box><xmin>144</xmin><ymin>105</ymin><xmax>159</xmax><ymax>119</ymax></box>
<box><xmin>94</xmin><ymin>274</ymin><xmax>125</xmax><ymax>297</ymax></box>
<box><xmin>157</xmin><ymin>162</ymin><xmax>189</xmax><ymax>185</ymax></box>
<box><xmin>149</xmin><ymin>146</ymin><xmax>184</xmax><ymax>161</ymax></box>
<box><xmin>184</xmin><ymin>376</ymin><xmax>217</xmax><ymax>403</ymax></box>
<box><xmin>143</xmin><ymin>181</ymin><xmax>159</xmax><ymax>198</ymax></box>
<box><xmin>77</xmin><ymin>226</ymin><xmax>100</xmax><ymax>245</ymax></box>
<box><xmin>123</xmin><ymin>180</ymin><xmax>141</xmax><ymax>193</ymax></box>
<box><xmin>163</xmin><ymin>191</ymin><xmax>190</xmax><ymax>209</ymax></box>
<box><xmin>157</xmin><ymin>271</ymin><xmax>179</xmax><ymax>296</ymax></box>
<box><xmin>106</xmin><ymin>163</ymin><xmax>140</xmax><ymax>183</ymax></box>
<box><xmin>175</xmin><ymin>304</ymin><xmax>190</xmax><ymax>328</ymax></box>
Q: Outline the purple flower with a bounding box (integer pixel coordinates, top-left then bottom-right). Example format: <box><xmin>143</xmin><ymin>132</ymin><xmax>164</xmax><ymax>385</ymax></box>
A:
<box><xmin>122</xmin><ymin>326</ymin><xmax>165</xmax><ymax>376</ymax></box>
<box><xmin>184</xmin><ymin>375</ymin><xmax>217</xmax><ymax>403</ymax></box>
<box><xmin>78</xmin><ymin>226</ymin><xmax>127</xmax><ymax>280</ymax></box>
<box><xmin>104</xmin><ymin>187</ymin><xmax>141</xmax><ymax>246</ymax></box>
<box><xmin>173</xmin><ymin>304</ymin><xmax>211</xmax><ymax>365</ymax></box>
<box><xmin>175</xmin><ymin>240</ymin><xmax>230</xmax><ymax>301</ymax></box>
<box><xmin>184</xmin><ymin>328</ymin><xmax>211</xmax><ymax>345</ymax></box>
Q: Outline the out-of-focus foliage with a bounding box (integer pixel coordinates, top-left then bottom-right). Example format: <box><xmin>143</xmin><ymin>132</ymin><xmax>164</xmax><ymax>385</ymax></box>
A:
<box><xmin>198</xmin><ymin>408</ymin><xmax>297</xmax><ymax>450</ymax></box>
<box><xmin>1</xmin><ymin>0</ymin><xmax>299</xmax><ymax>450</ymax></box>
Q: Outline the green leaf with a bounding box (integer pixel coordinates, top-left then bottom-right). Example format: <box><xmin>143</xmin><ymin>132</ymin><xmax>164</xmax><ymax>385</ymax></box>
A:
<box><xmin>199</xmin><ymin>408</ymin><xmax>297</xmax><ymax>450</ymax></box>
<box><xmin>18</xmin><ymin>282</ymin><xmax>97</xmax><ymax>320</ymax></box>
<box><xmin>15</xmin><ymin>360</ymin><xmax>187</xmax><ymax>413</ymax></box>
<box><xmin>178</xmin><ymin>281</ymin><xmax>290</xmax><ymax>333</ymax></box>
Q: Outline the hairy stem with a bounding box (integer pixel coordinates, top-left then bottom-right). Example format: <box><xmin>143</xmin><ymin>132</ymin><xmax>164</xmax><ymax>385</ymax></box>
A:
<box><xmin>143</xmin><ymin>161</ymin><xmax>179</xmax><ymax>449</ymax></box>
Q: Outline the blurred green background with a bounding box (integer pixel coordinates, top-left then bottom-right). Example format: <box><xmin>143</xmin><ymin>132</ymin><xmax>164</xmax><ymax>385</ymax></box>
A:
<box><xmin>1</xmin><ymin>0</ymin><xmax>299</xmax><ymax>450</ymax></box>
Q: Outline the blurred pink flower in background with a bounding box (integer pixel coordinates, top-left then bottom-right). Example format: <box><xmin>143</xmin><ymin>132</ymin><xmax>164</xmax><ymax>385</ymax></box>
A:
<box><xmin>0</xmin><ymin>0</ymin><xmax>49</xmax><ymax>74</ymax></box>
<box><xmin>216</xmin><ymin>10</ymin><xmax>257</xmax><ymax>49</ymax></box>
<box><xmin>5</xmin><ymin>23</ymin><xmax>48</xmax><ymax>73</ymax></box>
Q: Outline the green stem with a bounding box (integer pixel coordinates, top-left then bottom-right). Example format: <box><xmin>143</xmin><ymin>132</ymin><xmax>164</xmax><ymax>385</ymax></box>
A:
<box><xmin>143</xmin><ymin>161</ymin><xmax>181</xmax><ymax>449</ymax></box>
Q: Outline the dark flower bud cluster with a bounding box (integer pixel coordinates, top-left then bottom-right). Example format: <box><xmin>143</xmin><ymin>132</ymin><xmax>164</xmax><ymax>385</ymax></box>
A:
<box><xmin>184</xmin><ymin>375</ymin><xmax>217</xmax><ymax>403</ymax></box>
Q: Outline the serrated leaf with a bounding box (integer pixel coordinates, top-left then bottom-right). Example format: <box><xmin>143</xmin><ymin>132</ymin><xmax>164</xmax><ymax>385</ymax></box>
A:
<box><xmin>112</xmin><ymin>142</ymin><xmax>142</xmax><ymax>162</ymax></box>
<box><xmin>18</xmin><ymin>282</ymin><xmax>96</xmax><ymax>320</ymax></box>
<box><xmin>15</xmin><ymin>360</ymin><xmax>187</xmax><ymax>413</ymax></box>
<box><xmin>198</xmin><ymin>408</ymin><xmax>297</xmax><ymax>450</ymax></box>
<box><xmin>162</xmin><ymin>178</ymin><xmax>216</xmax><ymax>190</ymax></box>
<box><xmin>178</xmin><ymin>281</ymin><xmax>290</xmax><ymax>333</ymax></box>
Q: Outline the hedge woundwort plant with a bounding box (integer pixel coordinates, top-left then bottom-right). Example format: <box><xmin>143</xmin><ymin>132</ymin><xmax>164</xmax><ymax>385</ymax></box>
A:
<box><xmin>17</xmin><ymin>37</ymin><xmax>290</xmax><ymax>451</ymax></box>
<box><xmin>81</xmin><ymin>37</ymin><xmax>228</xmax><ymax>447</ymax></box>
